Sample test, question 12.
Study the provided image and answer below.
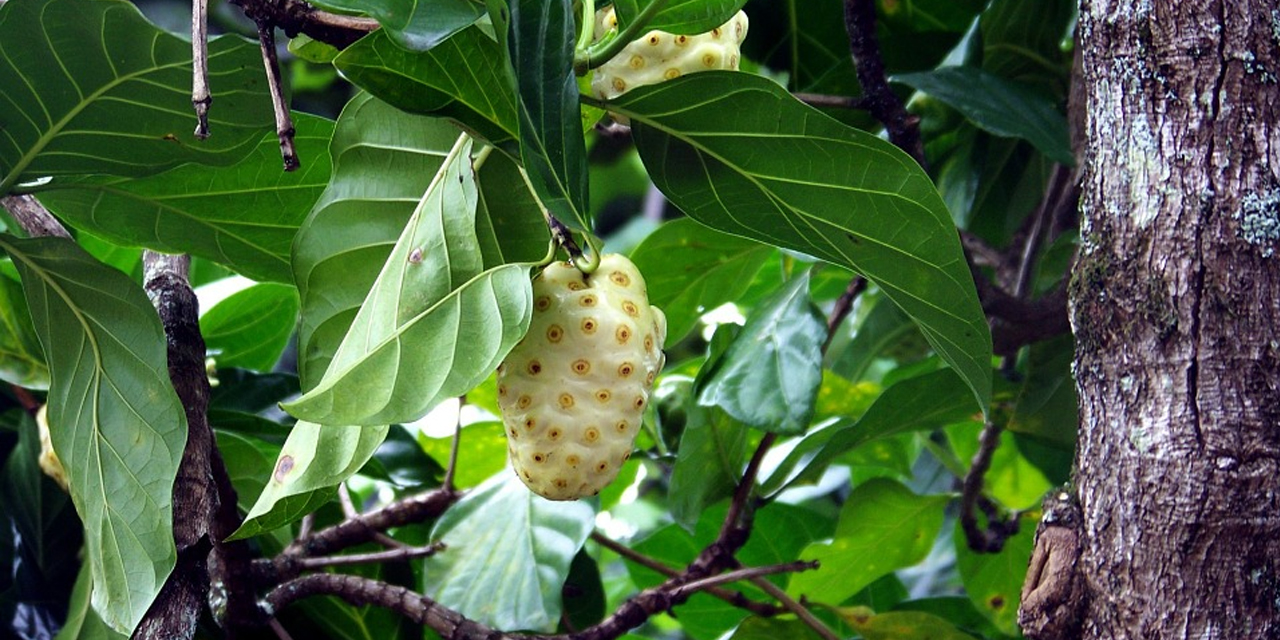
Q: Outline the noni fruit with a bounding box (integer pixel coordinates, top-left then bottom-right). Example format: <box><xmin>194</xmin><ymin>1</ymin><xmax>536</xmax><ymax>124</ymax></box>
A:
<box><xmin>497</xmin><ymin>255</ymin><xmax>666</xmax><ymax>500</ymax></box>
<box><xmin>590</xmin><ymin>7</ymin><xmax>748</xmax><ymax>102</ymax></box>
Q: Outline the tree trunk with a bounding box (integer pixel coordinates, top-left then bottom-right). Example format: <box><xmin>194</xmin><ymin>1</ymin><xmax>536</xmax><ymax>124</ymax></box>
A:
<box><xmin>1070</xmin><ymin>0</ymin><xmax>1280</xmax><ymax>637</ymax></box>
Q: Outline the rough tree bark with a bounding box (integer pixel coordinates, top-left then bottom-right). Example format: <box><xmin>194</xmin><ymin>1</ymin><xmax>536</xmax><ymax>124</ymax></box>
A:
<box><xmin>1068</xmin><ymin>0</ymin><xmax>1280</xmax><ymax>637</ymax></box>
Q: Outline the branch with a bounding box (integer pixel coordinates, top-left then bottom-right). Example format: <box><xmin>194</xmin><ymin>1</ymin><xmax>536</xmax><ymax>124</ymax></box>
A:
<box><xmin>842</xmin><ymin>0</ymin><xmax>925</xmax><ymax>167</ymax></box>
<box><xmin>824</xmin><ymin>276</ymin><xmax>868</xmax><ymax>351</ymax></box>
<box><xmin>442</xmin><ymin>398</ymin><xmax>463</xmax><ymax>491</ymax></box>
<box><xmin>253</xmin><ymin>21</ymin><xmax>300</xmax><ymax>171</ymax></box>
<box><xmin>226</xmin><ymin>0</ymin><xmax>377</xmax><ymax>50</ymax></box>
<box><xmin>338</xmin><ymin>483</ymin><xmax>407</xmax><ymax>549</ymax></box>
<box><xmin>959</xmin><ymin>420</ymin><xmax>1021</xmax><ymax>553</ymax></box>
<box><xmin>590</xmin><ymin>532</ymin><xmax>784</xmax><ymax>617</ymax></box>
<box><xmin>744</xmin><ymin>574</ymin><xmax>841</xmax><ymax>640</ymax></box>
<box><xmin>295</xmin><ymin>542</ymin><xmax>446</xmax><ymax>570</ymax></box>
<box><xmin>191</xmin><ymin>0</ymin><xmax>211</xmax><ymax>139</ymax></box>
<box><xmin>1</xmin><ymin>195</ymin><xmax>70</xmax><ymax>238</ymax></box>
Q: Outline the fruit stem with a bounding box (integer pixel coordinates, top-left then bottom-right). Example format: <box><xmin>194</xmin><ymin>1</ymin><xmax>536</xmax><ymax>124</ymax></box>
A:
<box><xmin>573</xmin><ymin>233</ymin><xmax>602</xmax><ymax>274</ymax></box>
<box><xmin>574</xmin><ymin>0</ymin><xmax>596</xmax><ymax>57</ymax></box>
<box><xmin>575</xmin><ymin>0</ymin><xmax>670</xmax><ymax>73</ymax></box>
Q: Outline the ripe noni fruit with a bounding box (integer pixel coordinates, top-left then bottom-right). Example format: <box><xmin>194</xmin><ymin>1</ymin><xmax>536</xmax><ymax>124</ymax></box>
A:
<box><xmin>36</xmin><ymin>404</ymin><xmax>69</xmax><ymax>491</ymax></box>
<box><xmin>497</xmin><ymin>255</ymin><xmax>666</xmax><ymax>500</ymax></box>
<box><xmin>590</xmin><ymin>7</ymin><xmax>748</xmax><ymax>102</ymax></box>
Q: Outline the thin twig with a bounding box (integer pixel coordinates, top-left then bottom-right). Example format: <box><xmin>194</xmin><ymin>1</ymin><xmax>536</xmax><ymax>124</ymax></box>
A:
<box><xmin>1</xmin><ymin>195</ymin><xmax>70</xmax><ymax>238</ymax></box>
<box><xmin>823</xmin><ymin>276</ymin><xmax>868</xmax><ymax>351</ymax></box>
<box><xmin>10</xmin><ymin>385</ymin><xmax>40</xmax><ymax>415</ymax></box>
<box><xmin>959</xmin><ymin>420</ymin><xmax>1020</xmax><ymax>553</ymax></box>
<box><xmin>746</xmin><ymin>575</ymin><xmax>841</xmax><ymax>640</ymax></box>
<box><xmin>254</xmin><ymin>20</ymin><xmax>299</xmax><ymax>171</ymax></box>
<box><xmin>794</xmin><ymin>92</ymin><xmax>868</xmax><ymax>110</ymax></box>
<box><xmin>297</xmin><ymin>513</ymin><xmax>315</xmax><ymax>541</ymax></box>
<box><xmin>590</xmin><ymin>532</ymin><xmax>783</xmax><ymax>617</ymax></box>
<box><xmin>191</xmin><ymin>0</ymin><xmax>211</xmax><ymax>139</ymax></box>
<box><xmin>843</xmin><ymin>0</ymin><xmax>925</xmax><ymax>167</ymax></box>
<box><xmin>297</xmin><ymin>542</ymin><xmax>446</xmax><ymax>570</ymax></box>
<box><xmin>669</xmin><ymin>562</ymin><xmax>819</xmax><ymax>600</ymax></box>
<box><xmin>268</xmin><ymin>618</ymin><xmax>295</xmax><ymax>640</ymax></box>
<box><xmin>442</xmin><ymin>397</ymin><xmax>463</xmax><ymax>491</ymax></box>
<box><xmin>338</xmin><ymin>484</ymin><xmax>407</xmax><ymax>549</ymax></box>
<box><xmin>720</xmin><ymin>433</ymin><xmax>776</xmax><ymax>541</ymax></box>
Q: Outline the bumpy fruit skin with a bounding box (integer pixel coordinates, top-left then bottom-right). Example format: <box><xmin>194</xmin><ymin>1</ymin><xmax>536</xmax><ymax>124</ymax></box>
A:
<box><xmin>590</xmin><ymin>8</ymin><xmax>748</xmax><ymax>102</ymax></box>
<box><xmin>497</xmin><ymin>255</ymin><xmax>666</xmax><ymax>500</ymax></box>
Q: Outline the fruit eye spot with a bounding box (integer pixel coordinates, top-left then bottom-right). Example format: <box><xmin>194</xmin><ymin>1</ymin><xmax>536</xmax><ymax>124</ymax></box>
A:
<box><xmin>509</xmin><ymin>428</ymin><xmax>519</xmax><ymax>439</ymax></box>
<box><xmin>527</xmin><ymin>360</ymin><xmax>543</xmax><ymax>375</ymax></box>
<box><xmin>498</xmin><ymin>384</ymin><xmax>508</xmax><ymax>397</ymax></box>
<box><xmin>584</xmin><ymin>427</ymin><xmax>600</xmax><ymax>442</ymax></box>
<box><xmin>729</xmin><ymin>54</ymin><xmax>739</xmax><ymax>68</ymax></box>
<box><xmin>610</xmin><ymin>271</ymin><xmax>631</xmax><ymax>286</ymax></box>
<box><xmin>524</xmin><ymin>417</ymin><xmax>536</xmax><ymax>430</ymax></box>
<box><xmin>522</xmin><ymin>470</ymin><xmax>533</xmax><ymax>480</ymax></box>
<box><xmin>616</xmin><ymin>325</ymin><xmax>632</xmax><ymax>343</ymax></box>
<box><xmin>646</xmin><ymin>371</ymin><xmax>657</xmax><ymax>386</ymax></box>
<box><xmin>621</xmin><ymin>451</ymin><xmax>631</xmax><ymax>463</ymax></box>
<box><xmin>616</xmin><ymin>420</ymin><xmax>628</xmax><ymax>432</ymax></box>
<box><xmin>554</xmin><ymin>478</ymin><xmax>569</xmax><ymax>488</ymax></box>
<box><xmin>633</xmin><ymin>396</ymin><xmax>646</xmax><ymax>410</ymax></box>
<box><xmin>572</xmin><ymin>359</ymin><xmax>592</xmax><ymax>375</ymax></box>
<box><xmin>595</xmin><ymin>389</ymin><xmax>612</xmax><ymax>403</ymax></box>
<box><xmin>622</xmin><ymin>301</ymin><xmax>640</xmax><ymax>317</ymax></box>
<box><xmin>581</xmin><ymin>318</ymin><xmax>598</xmax><ymax>334</ymax></box>
<box><xmin>535</xmin><ymin>296</ymin><xmax>551</xmax><ymax>311</ymax></box>
<box><xmin>619</xmin><ymin>363</ymin><xmax>634</xmax><ymax>376</ymax></box>
<box><xmin>702</xmin><ymin>53</ymin><xmax>719</xmax><ymax>68</ymax></box>
<box><xmin>612</xmin><ymin>77</ymin><xmax>627</xmax><ymax>92</ymax></box>
<box><xmin>565</xmin><ymin>454</ymin><xmax>580</xmax><ymax>467</ymax></box>
<box><xmin>595</xmin><ymin>461</ymin><xmax>609</xmax><ymax>473</ymax></box>
<box><xmin>629</xmin><ymin>55</ymin><xmax>645</xmax><ymax>69</ymax></box>
<box><xmin>711</xmin><ymin>27</ymin><xmax>722</xmax><ymax>38</ymax></box>
<box><xmin>547</xmin><ymin>427</ymin><xmax>563</xmax><ymax>441</ymax></box>
<box><xmin>647</xmin><ymin>34</ymin><xmax>661</xmax><ymax>46</ymax></box>
<box><xmin>517</xmin><ymin>395</ymin><xmax>532</xmax><ymax>409</ymax></box>
<box><xmin>664</xmin><ymin>68</ymin><xmax>681</xmax><ymax>80</ymax></box>
<box><xmin>580</xmin><ymin>294</ymin><xmax>597</xmax><ymax>307</ymax></box>
<box><xmin>567</xmin><ymin>281</ymin><xmax>586</xmax><ymax>291</ymax></box>
<box><xmin>559</xmin><ymin>393</ymin><xmax>575</xmax><ymax>408</ymax></box>
<box><xmin>533</xmin><ymin>453</ymin><xmax>547</xmax><ymax>464</ymax></box>
<box><xmin>675</xmin><ymin>35</ymin><xmax>688</xmax><ymax>46</ymax></box>
<box><xmin>643</xmin><ymin>335</ymin><xmax>654</xmax><ymax>350</ymax></box>
<box><xmin>546</xmin><ymin>325</ymin><xmax>564</xmax><ymax>342</ymax></box>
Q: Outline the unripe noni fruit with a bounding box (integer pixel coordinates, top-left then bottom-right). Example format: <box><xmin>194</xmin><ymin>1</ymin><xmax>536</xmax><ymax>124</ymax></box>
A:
<box><xmin>36</xmin><ymin>404</ymin><xmax>69</xmax><ymax>491</ymax></box>
<box><xmin>497</xmin><ymin>255</ymin><xmax>666</xmax><ymax>500</ymax></box>
<box><xmin>590</xmin><ymin>7</ymin><xmax>748</xmax><ymax>102</ymax></box>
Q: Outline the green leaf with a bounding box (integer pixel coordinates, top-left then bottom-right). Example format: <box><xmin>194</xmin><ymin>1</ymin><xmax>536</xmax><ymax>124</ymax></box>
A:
<box><xmin>955</xmin><ymin>515</ymin><xmax>1036</xmax><ymax>635</ymax></box>
<box><xmin>508</xmin><ymin>0</ymin><xmax>590</xmax><ymax>231</ymax></box>
<box><xmin>738</xmin><ymin>0</ymin><xmax>860</xmax><ymax>95</ymax></box>
<box><xmin>563</xmin><ymin>550</ymin><xmax>607</xmax><ymax>630</ymax></box>
<box><xmin>476</xmin><ymin>150</ymin><xmax>554</xmax><ymax>265</ymax></box>
<box><xmin>0</xmin><ymin>0</ymin><xmax>270</xmax><ymax>195</ymax></box>
<box><xmin>788</xmin><ymin>479</ymin><xmax>948</xmax><ymax>605</ymax></box>
<box><xmin>335</xmin><ymin>27</ymin><xmax>520</xmax><ymax>147</ymax></box>
<box><xmin>232</xmin><ymin>421</ymin><xmax>387</xmax><ymax>539</ymax></box>
<box><xmin>0</xmin><ymin>273</ymin><xmax>47</xmax><ymax>388</ymax></box>
<box><xmin>697</xmin><ymin>272</ymin><xmax>826</xmax><ymax>434</ymax></box>
<box><xmin>34</xmin><ymin>115</ymin><xmax>333</xmax><ymax>283</ymax></box>
<box><xmin>727</xmin><ymin>617</ymin><xmax>823</xmax><ymax>640</ymax></box>
<box><xmin>980</xmin><ymin>0</ymin><xmax>1074</xmax><ymax>86</ymax></box>
<box><xmin>201</xmin><ymin>283</ymin><xmax>299</xmax><ymax>372</ymax></box>
<box><xmin>894</xmin><ymin>67</ymin><xmax>1073</xmax><ymax>165</ymax></box>
<box><xmin>1009</xmin><ymin>334</ymin><xmax>1078</xmax><ymax>448</ymax></box>
<box><xmin>213</xmin><ymin>429</ymin><xmax>278</xmax><ymax>514</ymax></box>
<box><xmin>425</xmin><ymin>471</ymin><xmax>595</xmax><ymax>632</ymax></box>
<box><xmin>55</xmin><ymin>565</ymin><xmax>128</xmax><ymax>640</ymax></box>
<box><xmin>668</xmin><ymin>404</ymin><xmax>747</xmax><ymax>532</ymax></box>
<box><xmin>283</xmin><ymin>136</ymin><xmax>534</xmax><ymax>426</ymax></box>
<box><xmin>612</xmin><ymin>0</ymin><xmax>747</xmax><ymax>35</ymax></box>
<box><xmin>837</xmin><ymin>607</ymin><xmax>979</xmax><ymax>640</ymax></box>
<box><xmin>312</xmin><ymin>0</ymin><xmax>483</xmax><ymax>51</ymax></box>
<box><xmin>629</xmin><ymin>218</ymin><xmax>771</xmax><ymax>342</ymax></box>
<box><xmin>609</xmin><ymin>72</ymin><xmax>992</xmax><ymax>415</ymax></box>
<box><xmin>829</xmin><ymin>295</ymin><xmax>922</xmax><ymax>382</ymax></box>
<box><xmin>0</xmin><ymin>235</ymin><xmax>184</xmax><ymax>633</ymax></box>
<box><xmin>761</xmin><ymin>368</ymin><xmax>978</xmax><ymax>493</ymax></box>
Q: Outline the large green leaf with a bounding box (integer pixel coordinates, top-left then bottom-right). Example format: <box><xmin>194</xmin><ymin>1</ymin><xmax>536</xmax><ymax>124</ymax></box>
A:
<box><xmin>761</xmin><ymin>368</ymin><xmax>978</xmax><ymax>494</ymax></box>
<box><xmin>0</xmin><ymin>235</ymin><xmax>184</xmax><ymax>633</ymax></box>
<box><xmin>788</xmin><ymin>479</ymin><xmax>948</xmax><ymax>605</ymax></box>
<box><xmin>980</xmin><ymin>0</ymin><xmax>1075</xmax><ymax>86</ymax></box>
<box><xmin>425</xmin><ymin>471</ymin><xmax>594</xmax><ymax>632</ymax></box>
<box><xmin>200</xmin><ymin>283</ymin><xmax>299</xmax><ymax>372</ymax></box>
<box><xmin>231</xmin><ymin>421</ymin><xmax>387</xmax><ymax>540</ymax></box>
<box><xmin>283</xmin><ymin>136</ymin><xmax>533</xmax><ymax>426</ymax></box>
<box><xmin>829</xmin><ymin>295</ymin><xmax>922</xmax><ymax>382</ymax></box>
<box><xmin>629</xmin><ymin>218</ymin><xmax>771</xmax><ymax>342</ymax></box>
<box><xmin>0</xmin><ymin>273</ymin><xmax>47</xmax><ymax>388</ymax></box>
<box><xmin>668</xmin><ymin>404</ymin><xmax>747</xmax><ymax>532</ymax></box>
<box><xmin>607</xmin><ymin>72</ymin><xmax>992</xmax><ymax>414</ymax></box>
<box><xmin>55</xmin><ymin>565</ymin><xmax>128</xmax><ymax>640</ymax></box>
<box><xmin>955</xmin><ymin>515</ymin><xmax>1035</xmax><ymax>635</ymax></box>
<box><xmin>894</xmin><ymin>67</ymin><xmax>1073</xmax><ymax>165</ymax></box>
<box><xmin>837</xmin><ymin>607</ymin><xmax>979</xmax><ymax>640</ymax></box>
<box><xmin>697</xmin><ymin>272</ymin><xmax>826</xmax><ymax>434</ymax></box>
<box><xmin>611</xmin><ymin>0</ymin><xmax>746</xmax><ymax>36</ymax></box>
<box><xmin>0</xmin><ymin>0</ymin><xmax>270</xmax><ymax>195</ymax></box>
<box><xmin>507</xmin><ymin>0</ymin><xmax>590</xmax><ymax>231</ymax></box>
<box><xmin>34</xmin><ymin>115</ymin><xmax>333</xmax><ymax>283</ymax></box>
<box><xmin>334</xmin><ymin>27</ymin><xmax>520</xmax><ymax>147</ymax></box>
<box><xmin>311</xmin><ymin>0</ymin><xmax>484</xmax><ymax>51</ymax></box>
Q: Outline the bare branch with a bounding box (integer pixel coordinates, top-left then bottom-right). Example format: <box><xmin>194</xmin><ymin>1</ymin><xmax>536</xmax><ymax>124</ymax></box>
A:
<box><xmin>253</xmin><ymin>21</ymin><xmax>299</xmax><ymax>171</ymax></box>
<box><xmin>959</xmin><ymin>420</ymin><xmax>1021</xmax><ymax>553</ymax></box>
<box><xmin>297</xmin><ymin>542</ymin><xmax>446</xmax><ymax>570</ymax></box>
<box><xmin>745</xmin><ymin>575</ymin><xmax>841</xmax><ymax>640</ymax></box>
<box><xmin>269</xmin><ymin>618</ymin><xmax>295</xmax><ymax>640</ymax></box>
<box><xmin>227</xmin><ymin>0</ymin><xmax>377</xmax><ymax>50</ymax></box>
<box><xmin>191</xmin><ymin>0</ymin><xmax>211</xmax><ymax>139</ymax></box>
<box><xmin>443</xmin><ymin>397</ymin><xmax>464</xmax><ymax>491</ymax></box>
<box><xmin>842</xmin><ymin>0</ymin><xmax>925</xmax><ymax>167</ymax></box>
<box><xmin>1</xmin><ymin>195</ymin><xmax>70</xmax><ymax>238</ymax></box>
<box><xmin>824</xmin><ymin>276</ymin><xmax>868</xmax><ymax>351</ymax></box>
<box><xmin>670</xmin><ymin>562</ymin><xmax>818</xmax><ymax>599</ymax></box>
